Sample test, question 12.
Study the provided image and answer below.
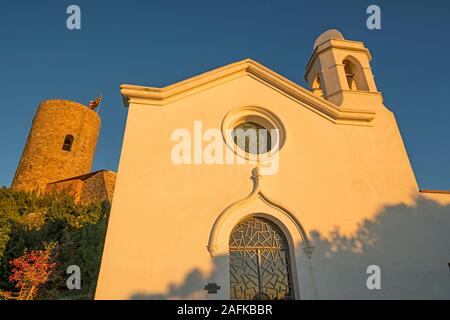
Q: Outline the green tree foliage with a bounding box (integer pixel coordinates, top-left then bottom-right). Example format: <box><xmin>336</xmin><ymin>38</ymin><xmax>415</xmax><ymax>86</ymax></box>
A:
<box><xmin>0</xmin><ymin>187</ymin><xmax>109</xmax><ymax>299</ymax></box>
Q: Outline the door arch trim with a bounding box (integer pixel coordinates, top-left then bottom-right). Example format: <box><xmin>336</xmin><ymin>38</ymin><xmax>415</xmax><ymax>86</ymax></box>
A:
<box><xmin>207</xmin><ymin>167</ymin><xmax>314</xmax><ymax>259</ymax></box>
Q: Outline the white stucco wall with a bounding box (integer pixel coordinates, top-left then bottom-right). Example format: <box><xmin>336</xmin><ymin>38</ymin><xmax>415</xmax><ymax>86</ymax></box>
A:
<box><xmin>95</xmin><ymin>66</ymin><xmax>450</xmax><ymax>300</ymax></box>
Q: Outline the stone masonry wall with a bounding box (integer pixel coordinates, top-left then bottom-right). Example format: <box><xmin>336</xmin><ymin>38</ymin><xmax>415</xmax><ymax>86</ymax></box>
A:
<box><xmin>46</xmin><ymin>179</ymin><xmax>84</xmax><ymax>202</ymax></box>
<box><xmin>79</xmin><ymin>170</ymin><xmax>116</xmax><ymax>204</ymax></box>
<box><xmin>12</xmin><ymin>100</ymin><xmax>101</xmax><ymax>192</ymax></box>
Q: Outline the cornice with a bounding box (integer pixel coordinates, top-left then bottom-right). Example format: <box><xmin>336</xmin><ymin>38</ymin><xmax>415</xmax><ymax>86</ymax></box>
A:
<box><xmin>121</xmin><ymin>58</ymin><xmax>375</xmax><ymax>126</ymax></box>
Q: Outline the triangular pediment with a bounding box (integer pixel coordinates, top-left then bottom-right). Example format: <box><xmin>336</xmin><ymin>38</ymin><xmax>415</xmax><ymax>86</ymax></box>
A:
<box><xmin>121</xmin><ymin>59</ymin><xmax>375</xmax><ymax>125</ymax></box>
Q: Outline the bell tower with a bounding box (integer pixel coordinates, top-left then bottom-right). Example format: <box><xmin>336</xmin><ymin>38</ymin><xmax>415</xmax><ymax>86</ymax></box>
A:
<box><xmin>305</xmin><ymin>29</ymin><xmax>383</xmax><ymax>111</ymax></box>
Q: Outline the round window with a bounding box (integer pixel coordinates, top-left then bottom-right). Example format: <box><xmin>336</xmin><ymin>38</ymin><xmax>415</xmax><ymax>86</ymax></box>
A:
<box><xmin>232</xmin><ymin>122</ymin><xmax>272</xmax><ymax>155</ymax></box>
<box><xmin>222</xmin><ymin>106</ymin><xmax>285</xmax><ymax>160</ymax></box>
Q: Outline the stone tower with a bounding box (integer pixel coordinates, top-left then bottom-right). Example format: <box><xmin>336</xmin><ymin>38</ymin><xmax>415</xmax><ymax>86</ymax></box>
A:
<box><xmin>11</xmin><ymin>99</ymin><xmax>101</xmax><ymax>192</ymax></box>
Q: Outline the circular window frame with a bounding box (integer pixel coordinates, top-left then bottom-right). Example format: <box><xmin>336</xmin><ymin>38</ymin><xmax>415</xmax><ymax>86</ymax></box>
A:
<box><xmin>221</xmin><ymin>106</ymin><xmax>285</xmax><ymax>161</ymax></box>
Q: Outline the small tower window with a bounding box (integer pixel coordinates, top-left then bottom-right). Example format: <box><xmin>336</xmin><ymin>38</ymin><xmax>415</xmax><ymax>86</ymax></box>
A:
<box><xmin>343</xmin><ymin>60</ymin><xmax>358</xmax><ymax>90</ymax></box>
<box><xmin>62</xmin><ymin>135</ymin><xmax>74</xmax><ymax>151</ymax></box>
<box><xmin>312</xmin><ymin>74</ymin><xmax>324</xmax><ymax>97</ymax></box>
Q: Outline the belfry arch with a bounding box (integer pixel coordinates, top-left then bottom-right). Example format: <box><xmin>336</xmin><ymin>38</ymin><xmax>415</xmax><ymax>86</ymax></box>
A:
<box><xmin>342</xmin><ymin>56</ymin><xmax>370</xmax><ymax>91</ymax></box>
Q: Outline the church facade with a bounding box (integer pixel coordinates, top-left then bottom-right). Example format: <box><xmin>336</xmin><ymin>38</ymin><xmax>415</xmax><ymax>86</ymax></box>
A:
<box><xmin>95</xmin><ymin>30</ymin><xmax>450</xmax><ymax>300</ymax></box>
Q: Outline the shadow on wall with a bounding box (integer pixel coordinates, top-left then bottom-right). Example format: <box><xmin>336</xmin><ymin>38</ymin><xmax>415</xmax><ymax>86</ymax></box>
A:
<box><xmin>305</xmin><ymin>197</ymin><xmax>450</xmax><ymax>299</ymax></box>
<box><xmin>131</xmin><ymin>197</ymin><xmax>450</xmax><ymax>300</ymax></box>
<box><xmin>131</xmin><ymin>255</ymin><xmax>228</xmax><ymax>300</ymax></box>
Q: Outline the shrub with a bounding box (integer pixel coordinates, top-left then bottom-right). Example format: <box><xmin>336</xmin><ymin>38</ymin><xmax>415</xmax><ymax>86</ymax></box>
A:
<box><xmin>0</xmin><ymin>187</ymin><xmax>109</xmax><ymax>300</ymax></box>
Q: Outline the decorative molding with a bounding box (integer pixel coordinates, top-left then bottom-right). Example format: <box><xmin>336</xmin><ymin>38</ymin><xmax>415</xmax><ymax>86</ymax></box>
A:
<box><xmin>221</xmin><ymin>105</ymin><xmax>285</xmax><ymax>161</ymax></box>
<box><xmin>120</xmin><ymin>59</ymin><xmax>375</xmax><ymax>126</ymax></box>
<box><xmin>207</xmin><ymin>167</ymin><xmax>315</xmax><ymax>259</ymax></box>
<box><xmin>419</xmin><ymin>189</ymin><xmax>450</xmax><ymax>195</ymax></box>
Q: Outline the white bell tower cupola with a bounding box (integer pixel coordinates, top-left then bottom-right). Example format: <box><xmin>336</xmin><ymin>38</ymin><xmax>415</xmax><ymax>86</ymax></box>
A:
<box><xmin>305</xmin><ymin>29</ymin><xmax>383</xmax><ymax>111</ymax></box>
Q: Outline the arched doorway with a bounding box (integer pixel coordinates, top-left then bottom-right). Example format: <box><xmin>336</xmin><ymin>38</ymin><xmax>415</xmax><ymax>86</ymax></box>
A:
<box><xmin>229</xmin><ymin>216</ymin><xmax>295</xmax><ymax>300</ymax></box>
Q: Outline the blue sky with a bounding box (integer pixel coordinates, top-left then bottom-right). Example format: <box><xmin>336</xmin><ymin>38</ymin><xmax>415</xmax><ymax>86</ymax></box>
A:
<box><xmin>0</xmin><ymin>0</ymin><xmax>449</xmax><ymax>190</ymax></box>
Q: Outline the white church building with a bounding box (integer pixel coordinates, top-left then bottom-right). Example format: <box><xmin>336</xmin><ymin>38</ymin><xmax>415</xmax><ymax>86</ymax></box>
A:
<box><xmin>95</xmin><ymin>30</ymin><xmax>450</xmax><ymax>300</ymax></box>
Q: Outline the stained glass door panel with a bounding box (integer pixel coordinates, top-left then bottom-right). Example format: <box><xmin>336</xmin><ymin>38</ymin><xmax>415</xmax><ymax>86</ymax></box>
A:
<box><xmin>229</xmin><ymin>217</ymin><xmax>294</xmax><ymax>300</ymax></box>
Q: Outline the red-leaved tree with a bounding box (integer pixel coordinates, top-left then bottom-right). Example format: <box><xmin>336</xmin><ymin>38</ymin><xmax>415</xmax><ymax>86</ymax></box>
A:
<box><xmin>7</xmin><ymin>242</ymin><xmax>57</xmax><ymax>300</ymax></box>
